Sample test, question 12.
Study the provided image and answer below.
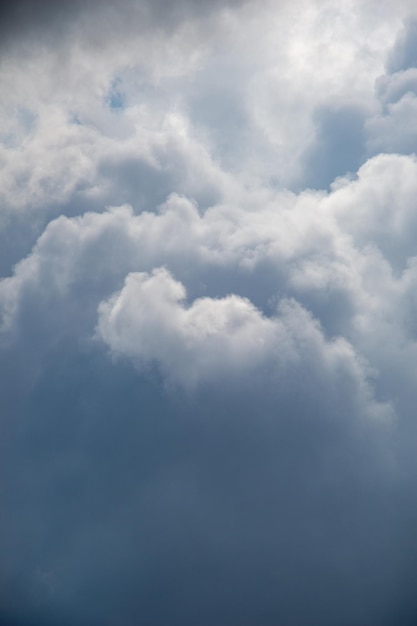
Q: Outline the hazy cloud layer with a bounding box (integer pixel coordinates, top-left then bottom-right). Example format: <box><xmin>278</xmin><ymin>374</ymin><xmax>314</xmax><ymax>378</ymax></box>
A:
<box><xmin>1</xmin><ymin>1</ymin><xmax>417</xmax><ymax>625</ymax></box>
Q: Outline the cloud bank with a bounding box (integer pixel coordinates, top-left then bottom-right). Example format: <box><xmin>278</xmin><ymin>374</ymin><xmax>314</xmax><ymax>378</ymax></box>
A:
<box><xmin>1</xmin><ymin>1</ymin><xmax>417</xmax><ymax>625</ymax></box>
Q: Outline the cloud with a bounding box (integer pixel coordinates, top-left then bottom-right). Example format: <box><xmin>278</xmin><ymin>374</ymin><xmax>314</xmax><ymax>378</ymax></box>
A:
<box><xmin>1</xmin><ymin>152</ymin><xmax>415</xmax><ymax>621</ymax></box>
<box><xmin>2</xmin><ymin>151</ymin><xmax>417</xmax><ymax>393</ymax></box>
<box><xmin>96</xmin><ymin>266</ymin><xmax>380</xmax><ymax>402</ymax></box>
<box><xmin>2</xmin><ymin>1</ymin><xmax>417</xmax><ymax>625</ymax></box>
<box><xmin>0</xmin><ymin>0</ymin><xmax>249</xmax><ymax>51</ymax></box>
<box><xmin>386</xmin><ymin>15</ymin><xmax>417</xmax><ymax>73</ymax></box>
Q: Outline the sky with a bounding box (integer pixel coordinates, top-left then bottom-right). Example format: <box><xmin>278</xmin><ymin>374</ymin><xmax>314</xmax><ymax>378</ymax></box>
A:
<box><xmin>1</xmin><ymin>0</ymin><xmax>417</xmax><ymax>624</ymax></box>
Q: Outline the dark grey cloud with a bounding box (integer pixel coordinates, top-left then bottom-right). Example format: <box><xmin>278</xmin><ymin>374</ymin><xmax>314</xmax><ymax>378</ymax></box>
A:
<box><xmin>0</xmin><ymin>0</ymin><xmax>84</xmax><ymax>46</ymax></box>
<box><xmin>2</xmin><ymin>324</ymin><xmax>414</xmax><ymax>626</ymax></box>
<box><xmin>0</xmin><ymin>0</ymin><xmax>249</xmax><ymax>51</ymax></box>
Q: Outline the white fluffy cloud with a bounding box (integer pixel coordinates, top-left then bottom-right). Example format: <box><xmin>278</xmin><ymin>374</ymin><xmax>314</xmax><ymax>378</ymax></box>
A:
<box><xmin>96</xmin><ymin>267</ymin><xmax>384</xmax><ymax>414</ymax></box>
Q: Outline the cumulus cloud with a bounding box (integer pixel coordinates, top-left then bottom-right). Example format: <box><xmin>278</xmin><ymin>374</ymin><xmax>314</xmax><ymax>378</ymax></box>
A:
<box><xmin>2</xmin><ymin>1</ymin><xmax>417</xmax><ymax>625</ymax></box>
<box><xmin>96</xmin><ymin>267</ymin><xmax>380</xmax><ymax>402</ymax></box>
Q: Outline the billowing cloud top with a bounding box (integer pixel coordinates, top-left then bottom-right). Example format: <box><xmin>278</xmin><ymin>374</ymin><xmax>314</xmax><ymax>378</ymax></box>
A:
<box><xmin>1</xmin><ymin>1</ymin><xmax>417</xmax><ymax>625</ymax></box>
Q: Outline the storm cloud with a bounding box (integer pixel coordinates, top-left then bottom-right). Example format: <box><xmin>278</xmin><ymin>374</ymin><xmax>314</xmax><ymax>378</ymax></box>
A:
<box><xmin>1</xmin><ymin>1</ymin><xmax>417</xmax><ymax>625</ymax></box>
